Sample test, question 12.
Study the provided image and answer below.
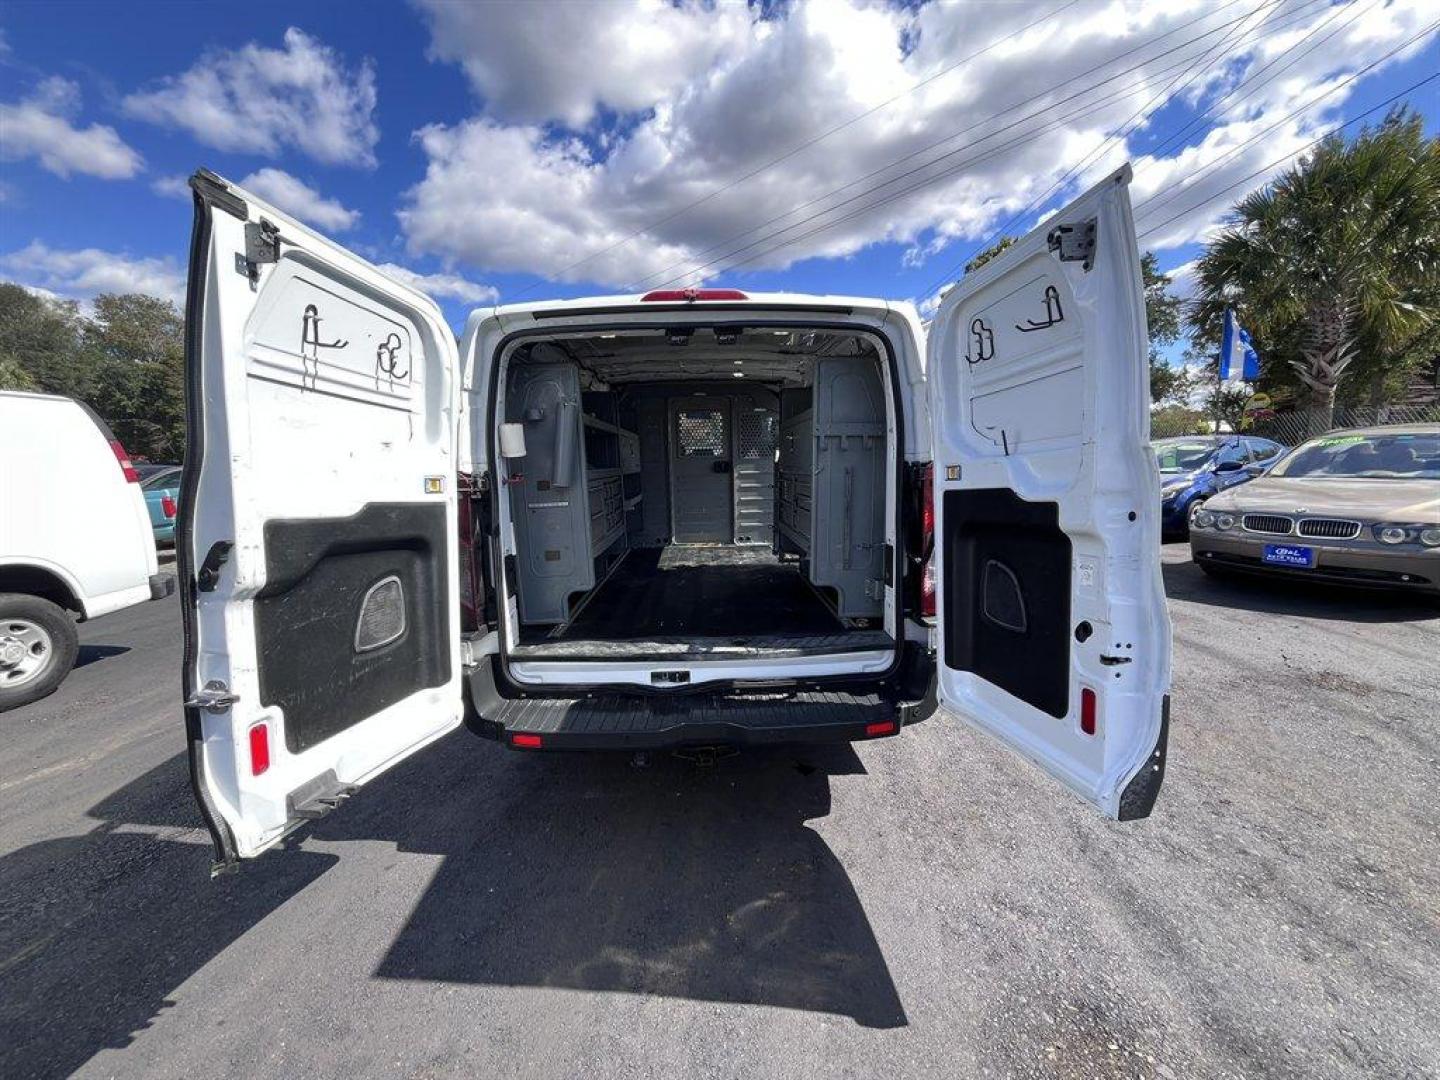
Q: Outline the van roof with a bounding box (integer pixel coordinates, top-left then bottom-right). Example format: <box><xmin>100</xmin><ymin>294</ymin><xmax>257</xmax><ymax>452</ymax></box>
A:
<box><xmin>490</xmin><ymin>290</ymin><xmax>904</xmax><ymax>321</ymax></box>
<box><xmin>0</xmin><ymin>389</ymin><xmax>76</xmax><ymax>404</ymax></box>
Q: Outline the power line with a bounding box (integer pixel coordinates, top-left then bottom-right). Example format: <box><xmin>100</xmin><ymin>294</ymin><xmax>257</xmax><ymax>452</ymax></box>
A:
<box><xmin>624</xmin><ymin>0</ymin><xmax>1269</xmax><ymax>291</ymax></box>
<box><xmin>643</xmin><ymin>1</ymin><xmax>1338</xmax><ymax>295</ymax></box>
<box><xmin>502</xmin><ymin>0</ymin><xmax>1082</xmax><ymax>300</ymax></box>
<box><xmin>627</xmin><ymin>0</ymin><xmax>1312</xmax><ymax>292</ymax></box>
<box><xmin>1134</xmin><ymin>17</ymin><xmax>1440</xmax><ymax>225</ymax></box>
<box><xmin>1136</xmin><ymin>0</ymin><xmax>1374</xmax><ymax>169</ymax></box>
<box><xmin>1135</xmin><ymin>68</ymin><xmax>1440</xmax><ymax>243</ymax></box>
<box><xmin>935</xmin><ymin>0</ymin><xmax>1287</xmax><ymax>295</ymax></box>
<box><xmin>683</xmin><ymin>7</ymin><xmax>1433</xmax><ymax>299</ymax></box>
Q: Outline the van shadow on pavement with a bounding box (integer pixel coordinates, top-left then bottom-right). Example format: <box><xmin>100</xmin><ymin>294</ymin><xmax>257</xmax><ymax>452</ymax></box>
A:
<box><xmin>318</xmin><ymin>739</ymin><xmax>908</xmax><ymax>1030</ymax></box>
<box><xmin>0</xmin><ymin>752</ymin><xmax>337</xmax><ymax>1080</ymax></box>
<box><xmin>0</xmin><ymin>736</ymin><xmax>904</xmax><ymax>1076</ymax></box>
<box><xmin>74</xmin><ymin>643</ymin><xmax>131</xmax><ymax>669</ymax></box>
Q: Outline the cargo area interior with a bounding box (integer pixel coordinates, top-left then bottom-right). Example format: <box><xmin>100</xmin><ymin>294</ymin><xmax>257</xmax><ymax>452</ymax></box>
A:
<box><xmin>494</xmin><ymin>325</ymin><xmax>896</xmax><ymax>663</ymax></box>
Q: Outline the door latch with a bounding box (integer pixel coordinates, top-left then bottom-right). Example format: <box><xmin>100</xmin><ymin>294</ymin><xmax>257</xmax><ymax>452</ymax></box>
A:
<box><xmin>185</xmin><ymin>679</ymin><xmax>240</xmax><ymax>713</ymax></box>
<box><xmin>235</xmin><ymin>219</ymin><xmax>280</xmax><ymax>283</ymax></box>
<box><xmin>1047</xmin><ymin>218</ymin><xmax>1097</xmax><ymax>270</ymax></box>
<box><xmin>196</xmin><ymin>540</ymin><xmax>233</xmax><ymax>592</ymax></box>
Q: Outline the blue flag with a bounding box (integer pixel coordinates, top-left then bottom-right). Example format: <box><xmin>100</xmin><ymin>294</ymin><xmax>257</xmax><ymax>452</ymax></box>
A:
<box><xmin>1219</xmin><ymin>308</ymin><xmax>1260</xmax><ymax>381</ymax></box>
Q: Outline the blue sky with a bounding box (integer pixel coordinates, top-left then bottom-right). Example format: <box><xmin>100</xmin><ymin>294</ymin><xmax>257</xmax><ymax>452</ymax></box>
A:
<box><xmin>2</xmin><ymin>0</ymin><xmax>1437</xmax><ymax>343</ymax></box>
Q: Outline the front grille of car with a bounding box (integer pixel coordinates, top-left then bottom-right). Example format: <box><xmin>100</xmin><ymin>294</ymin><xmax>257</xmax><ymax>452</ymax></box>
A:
<box><xmin>1297</xmin><ymin>517</ymin><xmax>1362</xmax><ymax>539</ymax></box>
<box><xmin>1242</xmin><ymin>514</ymin><xmax>1293</xmax><ymax>536</ymax></box>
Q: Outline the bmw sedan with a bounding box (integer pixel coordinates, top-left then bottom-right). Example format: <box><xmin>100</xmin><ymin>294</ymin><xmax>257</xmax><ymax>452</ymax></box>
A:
<box><xmin>1189</xmin><ymin>424</ymin><xmax>1440</xmax><ymax>596</ymax></box>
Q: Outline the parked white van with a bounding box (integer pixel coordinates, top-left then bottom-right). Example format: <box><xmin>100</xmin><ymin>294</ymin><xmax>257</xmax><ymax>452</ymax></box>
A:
<box><xmin>179</xmin><ymin>167</ymin><xmax>1171</xmax><ymax>869</ymax></box>
<box><xmin>0</xmin><ymin>391</ymin><xmax>175</xmax><ymax>710</ymax></box>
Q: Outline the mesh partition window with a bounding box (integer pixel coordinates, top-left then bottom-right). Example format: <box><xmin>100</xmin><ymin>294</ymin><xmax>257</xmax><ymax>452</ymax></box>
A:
<box><xmin>738</xmin><ymin>410</ymin><xmax>778</xmax><ymax>459</ymax></box>
<box><xmin>677</xmin><ymin>410</ymin><xmax>727</xmax><ymax>456</ymax></box>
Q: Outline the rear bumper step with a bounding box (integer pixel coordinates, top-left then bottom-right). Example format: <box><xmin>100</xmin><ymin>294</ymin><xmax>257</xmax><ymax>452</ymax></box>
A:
<box><xmin>466</xmin><ymin>671</ymin><xmax>912</xmax><ymax>750</ymax></box>
<box><xmin>464</xmin><ymin>640</ymin><xmax>938</xmax><ymax>750</ymax></box>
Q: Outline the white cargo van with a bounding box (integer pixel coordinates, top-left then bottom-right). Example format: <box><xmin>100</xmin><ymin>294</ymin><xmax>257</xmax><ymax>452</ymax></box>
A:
<box><xmin>0</xmin><ymin>391</ymin><xmax>175</xmax><ymax>710</ymax></box>
<box><xmin>178</xmin><ymin>167</ymin><xmax>1171</xmax><ymax>869</ymax></box>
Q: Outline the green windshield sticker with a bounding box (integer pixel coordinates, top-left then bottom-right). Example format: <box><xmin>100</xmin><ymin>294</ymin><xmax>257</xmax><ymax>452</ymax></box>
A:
<box><xmin>1313</xmin><ymin>435</ymin><xmax>1365</xmax><ymax>448</ymax></box>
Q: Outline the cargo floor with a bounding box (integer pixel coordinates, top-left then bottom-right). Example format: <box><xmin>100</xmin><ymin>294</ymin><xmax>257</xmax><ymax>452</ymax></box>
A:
<box><xmin>515</xmin><ymin>545</ymin><xmax>868</xmax><ymax>652</ymax></box>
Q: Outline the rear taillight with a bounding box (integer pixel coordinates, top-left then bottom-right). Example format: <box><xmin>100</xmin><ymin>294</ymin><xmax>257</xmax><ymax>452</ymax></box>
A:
<box><xmin>919</xmin><ymin>463</ymin><xmax>935</xmax><ymax>618</ymax></box>
<box><xmin>640</xmin><ymin>287</ymin><xmax>749</xmax><ymax>302</ymax></box>
<box><xmin>249</xmin><ymin>723</ymin><xmax>271</xmax><ymax>776</ymax></box>
<box><xmin>161</xmin><ymin>495</ymin><xmax>177</xmax><ymax>519</ymax></box>
<box><xmin>110</xmin><ymin>439</ymin><xmax>139</xmax><ymax>483</ymax></box>
<box><xmin>921</xmin><ymin>462</ymin><xmax>934</xmax><ymax>540</ymax></box>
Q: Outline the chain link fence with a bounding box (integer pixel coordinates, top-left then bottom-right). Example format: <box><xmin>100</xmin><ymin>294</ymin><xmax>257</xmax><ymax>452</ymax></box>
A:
<box><xmin>1151</xmin><ymin>403</ymin><xmax>1440</xmax><ymax>445</ymax></box>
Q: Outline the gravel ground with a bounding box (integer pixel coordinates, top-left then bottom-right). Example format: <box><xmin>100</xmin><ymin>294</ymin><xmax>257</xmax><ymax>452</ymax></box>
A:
<box><xmin>1</xmin><ymin>545</ymin><xmax>1436</xmax><ymax>1079</ymax></box>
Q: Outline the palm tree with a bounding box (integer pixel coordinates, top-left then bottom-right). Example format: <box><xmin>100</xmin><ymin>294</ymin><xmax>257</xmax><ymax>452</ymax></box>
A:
<box><xmin>1190</xmin><ymin>110</ymin><xmax>1440</xmax><ymax>431</ymax></box>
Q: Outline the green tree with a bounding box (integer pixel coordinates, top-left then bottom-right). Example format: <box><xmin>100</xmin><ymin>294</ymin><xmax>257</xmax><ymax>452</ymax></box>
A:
<box><xmin>1149</xmin><ymin>403</ymin><xmax>1208</xmax><ymax>438</ymax></box>
<box><xmin>82</xmin><ymin>294</ymin><xmax>186</xmax><ymax>461</ymax></box>
<box><xmin>1142</xmin><ymin>252</ymin><xmax>1191</xmax><ymax>405</ymax></box>
<box><xmin>0</xmin><ymin>283</ymin><xmax>88</xmax><ymax>395</ymax></box>
<box><xmin>1189</xmin><ymin>109</ymin><xmax>1440</xmax><ymax>430</ymax></box>
<box><xmin>963</xmin><ymin>235</ymin><xmax>1017</xmax><ymax>275</ymax></box>
<box><xmin>0</xmin><ymin>352</ymin><xmax>39</xmax><ymax>391</ymax></box>
<box><xmin>1203</xmin><ymin>384</ymin><xmax>1252</xmax><ymax>432</ymax></box>
<box><xmin>0</xmin><ymin>284</ymin><xmax>186</xmax><ymax>460</ymax></box>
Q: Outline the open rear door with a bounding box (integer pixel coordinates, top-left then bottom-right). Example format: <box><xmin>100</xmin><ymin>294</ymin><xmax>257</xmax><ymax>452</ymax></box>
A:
<box><xmin>179</xmin><ymin>171</ymin><xmax>463</xmax><ymax>868</ymax></box>
<box><xmin>928</xmin><ymin>165</ymin><xmax>1171</xmax><ymax>820</ymax></box>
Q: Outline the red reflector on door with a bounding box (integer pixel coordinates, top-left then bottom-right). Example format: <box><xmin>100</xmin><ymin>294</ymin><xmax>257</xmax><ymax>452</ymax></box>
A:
<box><xmin>512</xmin><ymin>733</ymin><xmax>543</xmax><ymax>749</ymax></box>
<box><xmin>865</xmin><ymin>720</ymin><xmax>896</xmax><ymax>737</ymax></box>
<box><xmin>1080</xmin><ymin>687</ymin><xmax>1097</xmax><ymax>736</ymax></box>
<box><xmin>248</xmin><ymin>723</ymin><xmax>271</xmax><ymax>776</ymax></box>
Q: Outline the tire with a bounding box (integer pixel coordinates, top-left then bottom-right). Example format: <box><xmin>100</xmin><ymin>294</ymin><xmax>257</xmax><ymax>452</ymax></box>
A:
<box><xmin>0</xmin><ymin>593</ymin><xmax>80</xmax><ymax>712</ymax></box>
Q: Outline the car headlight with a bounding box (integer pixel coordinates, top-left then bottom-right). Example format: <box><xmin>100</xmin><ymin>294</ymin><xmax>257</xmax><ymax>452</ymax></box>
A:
<box><xmin>1192</xmin><ymin>508</ymin><xmax>1215</xmax><ymax>529</ymax></box>
<box><xmin>1214</xmin><ymin>513</ymin><xmax>1235</xmax><ymax>531</ymax></box>
<box><xmin>1371</xmin><ymin>523</ymin><xmax>1437</xmax><ymax>546</ymax></box>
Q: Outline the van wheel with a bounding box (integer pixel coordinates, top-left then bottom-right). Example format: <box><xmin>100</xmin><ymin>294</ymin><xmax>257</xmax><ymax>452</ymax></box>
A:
<box><xmin>0</xmin><ymin>594</ymin><xmax>79</xmax><ymax>712</ymax></box>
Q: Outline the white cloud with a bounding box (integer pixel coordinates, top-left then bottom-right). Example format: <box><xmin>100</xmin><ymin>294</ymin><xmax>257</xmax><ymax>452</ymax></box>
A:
<box><xmin>151</xmin><ymin>174</ymin><xmax>191</xmax><ymax>200</ymax></box>
<box><xmin>399</xmin><ymin>0</ymin><xmax>1439</xmax><ymax>288</ymax></box>
<box><xmin>413</xmin><ymin>0</ymin><xmax>752</xmax><ymax>128</ymax></box>
<box><xmin>123</xmin><ymin>28</ymin><xmax>378</xmax><ymax>167</ymax></box>
<box><xmin>0</xmin><ymin>242</ymin><xmax>186</xmax><ymax>306</ymax></box>
<box><xmin>239</xmin><ymin>168</ymin><xmax>359</xmax><ymax>231</ymax></box>
<box><xmin>1163</xmin><ymin>258</ymin><xmax>1199</xmax><ymax>302</ymax></box>
<box><xmin>375</xmin><ymin>263</ymin><xmax>498</xmax><ymax>306</ymax></box>
<box><xmin>0</xmin><ymin>77</ymin><xmax>143</xmax><ymax>179</ymax></box>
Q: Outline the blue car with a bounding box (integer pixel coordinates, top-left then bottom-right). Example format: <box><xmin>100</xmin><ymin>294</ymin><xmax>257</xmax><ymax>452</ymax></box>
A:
<box><xmin>1154</xmin><ymin>435</ymin><xmax>1285</xmax><ymax>539</ymax></box>
<box><xmin>140</xmin><ymin>465</ymin><xmax>181</xmax><ymax>546</ymax></box>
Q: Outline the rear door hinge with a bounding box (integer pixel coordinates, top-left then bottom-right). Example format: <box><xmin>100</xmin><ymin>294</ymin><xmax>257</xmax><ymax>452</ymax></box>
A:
<box><xmin>236</xmin><ymin>219</ymin><xmax>280</xmax><ymax>282</ymax></box>
<box><xmin>1047</xmin><ymin>218</ymin><xmax>1097</xmax><ymax>271</ymax></box>
<box><xmin>185</xmin><ymin>679</ymin><xmax>239</xmax><ymax>713</ymax></box>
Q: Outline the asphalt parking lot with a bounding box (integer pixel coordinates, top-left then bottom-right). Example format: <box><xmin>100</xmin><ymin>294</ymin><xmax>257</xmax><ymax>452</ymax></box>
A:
<box><xmin>1</xmin><ymin>544</ymin><xmax>1437</xmax><ymax>1080</ymax></box>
